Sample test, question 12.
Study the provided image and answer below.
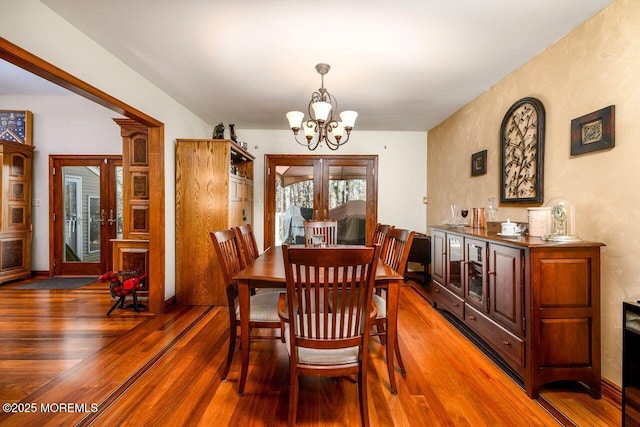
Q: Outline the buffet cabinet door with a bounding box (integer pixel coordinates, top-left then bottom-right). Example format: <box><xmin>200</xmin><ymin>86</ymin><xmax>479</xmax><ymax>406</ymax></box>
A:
<box><xmin>488</xmin><ymin>243</ymin><xmax>524</xmax><ymax>336</ymax></box>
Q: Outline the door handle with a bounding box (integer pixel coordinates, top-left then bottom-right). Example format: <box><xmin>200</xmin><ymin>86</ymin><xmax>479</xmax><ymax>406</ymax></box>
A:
<box><xmin>100</xmin><ymin>209</ymin><xmax>106</xmax><ymax>226</ymax></box>
<box><xmin>323</xmin><ymin>209</ymin><xmax>327</xmax><ymax>220</ymax></box>
<box><xmin>108</xmin><ymin>209</ymin><xmax>117</xmax><ymax>225</ymax></box>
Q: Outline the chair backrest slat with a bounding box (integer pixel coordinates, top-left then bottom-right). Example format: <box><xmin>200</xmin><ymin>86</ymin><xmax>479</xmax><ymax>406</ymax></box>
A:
<box><xmin>381</xmin><ymin>228</ymin><xmax>415</xmax><ymax>275</ymax></box>
<box><xmin>234</xmin><ymin>224</ymin><xmax>259</xmax><ymax>265</ymax></box>
<box><xmin>210</xmin><ymin>229</ymin><xmax>246</xmax><ymax>294</ymax></box>
<box><xmin>303</xmin><ymin>220</ymin><xmax>338</xmax><ymax>247</ymax></box>
<box><xmin>283</xmin><ymin>245</ymin><xmax>380</xmax><ymax>347</ymax></box>
<box><xmin>374</xmin><ymin>223</ymin><xmax>394</xmax><ymax>246</ymax></box>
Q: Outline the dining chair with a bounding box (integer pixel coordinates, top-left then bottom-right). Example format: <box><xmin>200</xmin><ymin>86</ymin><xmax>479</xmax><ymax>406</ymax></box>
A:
<box><xmin>279</xmin><ymin>244</ymin><xmax>381</xmax><ymax>426</ymax></box>
<box><xmin>209</xmin><ymin>229</ymin><xmax>283</xmax><ymax>395</ymax></box>
<box><xmin>373</xmin><ymin>228</ymin><xmax>414</xmax><ymax>381</ymax></box>
<box><xmin>303</xmin><ymin>219</ymin><xmax>338</xmax><ymax>247</ymax></box>
<box><xmin>234</xmin><ymin>223</ymin><xmax>260</xmax><ymax>265</ymax></box>
<box><xmin>374</xmin><ymin>223</ymin><xmax>394</xmax><ymax>246</ymax></box>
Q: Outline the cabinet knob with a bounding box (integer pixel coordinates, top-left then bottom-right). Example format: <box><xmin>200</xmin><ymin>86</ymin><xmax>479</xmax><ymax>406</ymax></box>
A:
<box><xmin>434</xmin><ymin>288</ymin><xmax>440</xmax><ymax>293</ymax></box>
<box><xmin>452</xmin><ymin>303</ymin><xmax>459</xmax><ymax>307</ymax></box>
<box><xmin>488</xmin><ymin>271</ymin><xmax>496</xmax><ymax>276</ymax></box>
<box><xmin>502</xmin><ymin>340</ymin><xmax>510</xmax><ymax>346</ymax></box>
<box><xmin>469</xmin><ymin>316</ymin><xmax>476</xmax><ymax>320</ymax></box>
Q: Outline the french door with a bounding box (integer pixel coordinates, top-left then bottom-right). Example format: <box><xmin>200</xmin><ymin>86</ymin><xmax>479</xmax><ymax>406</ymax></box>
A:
<box><xmin>50</xmin><ymin>156</ymin><xmax>122</xmax><ymax>276</ymax></box>
<box><xmin>264</xmin><ymin>155</ymin><xmax>378</xmax><ymax>249</ymax></box>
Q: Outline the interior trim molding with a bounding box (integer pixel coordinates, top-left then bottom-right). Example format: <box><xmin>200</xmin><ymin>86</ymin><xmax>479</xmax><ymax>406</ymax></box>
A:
<box><xmin>0</xmin><ymin>36</ymin><xmax>166</xmax><ymax>313</ymax></box>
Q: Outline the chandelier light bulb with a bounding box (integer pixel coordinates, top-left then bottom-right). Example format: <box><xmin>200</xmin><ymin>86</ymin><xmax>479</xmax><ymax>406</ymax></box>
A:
<box><xmin>285</xmin><ymin>63</ymin><xmax>357</xmax><ymax>150</ymax></box>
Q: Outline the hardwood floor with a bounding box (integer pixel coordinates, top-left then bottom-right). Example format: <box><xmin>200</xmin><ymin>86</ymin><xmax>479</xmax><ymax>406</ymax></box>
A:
<box><xmin>0</xmin><ymin>279</ymin><xmax>620</xmax><ymax>426</ymax></box>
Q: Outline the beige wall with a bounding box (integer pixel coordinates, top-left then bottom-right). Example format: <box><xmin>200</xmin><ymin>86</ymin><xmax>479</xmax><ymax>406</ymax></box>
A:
<box><xmin>427</xmin><ymin>0</ymin><xmax>639</xmax><ymax>386</ymax></box>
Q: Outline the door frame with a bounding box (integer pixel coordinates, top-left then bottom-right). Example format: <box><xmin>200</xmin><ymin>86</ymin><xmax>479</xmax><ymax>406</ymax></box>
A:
<box><xmin>264</xmin><ymin>154</ymin><xmax>378</xmax><ymax>249</ymax></box>
<box><xmin>50</xmin><ymin>155</ymin><xmax>121</xmax><ymax>276</ymax></box>
<box><xmin>0</xmin><ymin>38</ymin><xmax>166</xmax><ymax>314</ymax></box>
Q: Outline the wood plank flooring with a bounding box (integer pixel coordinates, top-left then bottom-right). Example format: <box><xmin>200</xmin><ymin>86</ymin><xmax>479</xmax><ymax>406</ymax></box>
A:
<box><xmin>0</xmin><ymin>279</ymin><xmax>620</xmax><ymax>426</ymax></box>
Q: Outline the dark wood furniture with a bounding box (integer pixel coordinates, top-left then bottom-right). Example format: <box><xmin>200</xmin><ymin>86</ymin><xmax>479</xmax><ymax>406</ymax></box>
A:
<box><xmin>373</xmin><ymin>228</ymin><xmax>414</xmax><ymax>384</ymax></box>
<box><xmin>0</xmin><ymin>140</ymin><xmax>34</xmax><ymax>285</ymax></box>
<box><xmin>233</xmin><ymin>245</ymin><xmax>405</xmax><ymax>395</ymax></box>
<box><xmin>234</xmin><ymin>224</ymin><xmax>260</xmax><ymax>265</ymax></box>
<box><xmin>303</xmin><ymin>219</ymin><xmax>338</xmax><ymax>247</ymax></box>
<box><xmin>405</xmin><ymin>232</ymin><xmax>431</xmax><ymax>283</ymax></box>
<box><xmin>209</xmin><ymin>229</ymin><xmax>283</xmax><ymax>390</ymax></box>
<box><xmin>426</xmin><ymin>225</ymin><xmax>603</xmax><ymax>398</ymax></box>
<box><xmin>175</xmin><ymin>139</ymin><xmax>254</xmax><ymax>305</ymax></box>
<box><xmin>374</xmin><ymin>223</ymin><xmax>393</xmax><ymax>246</ymax></box>
<box><xmin>279</xmin><ymin>244</ymin><xmax>381</xmax><ymax>426</ymax></box>
<box><xmin>624</xmin><ymin>301</ymin><xmax>640</xmax><ymax>426</ymax></box>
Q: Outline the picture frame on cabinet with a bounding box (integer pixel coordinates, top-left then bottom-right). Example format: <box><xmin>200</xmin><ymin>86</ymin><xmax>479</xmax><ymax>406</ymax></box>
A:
<box><xmin>500</xmin><ymin>97</ymin><xmax>545</xmax><ymax>204</ymax></box>
<box><xmin>0</xmin><ymin>110</ymin><xmax>32</xmax><ymax>145</ymax></box>
<box><xmin>471</xmin><ymin>150</ymin><xmax>487</xmax><ymax>176</ymax></box>
<box><xmin>570</xmin><ymin>105</ymin><xmax>615</xmax><ymax>156</ymax></box>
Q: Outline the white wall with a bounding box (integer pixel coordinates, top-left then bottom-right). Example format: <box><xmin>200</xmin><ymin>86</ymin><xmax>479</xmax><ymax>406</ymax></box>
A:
<box><xmin>237</xmin><ymin>129</ymin><xmax>428</xmax><ymax>250</ymax></box>
<box><xmin>3</xmin><ymin>2</ymin><xmax>428</xmax><ymax>300</ymax></box>
<box><xmin>2</xmin><ymin>0</ymin><xmax>213</xmax><ymax>298</ymax></box>
<box><xmin>0</xmin><ymin>94</ymin><xmax>124</xmax><ymax>271</ymax></box>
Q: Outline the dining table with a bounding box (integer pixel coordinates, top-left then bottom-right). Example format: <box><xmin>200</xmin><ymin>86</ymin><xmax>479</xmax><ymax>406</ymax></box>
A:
<box><xmin>232</xmin><ymin>244</ymin><xmax>405</xmax><ymax>395</ymax></box>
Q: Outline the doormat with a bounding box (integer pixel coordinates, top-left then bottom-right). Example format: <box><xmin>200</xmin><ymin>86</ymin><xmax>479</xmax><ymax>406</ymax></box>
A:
<box><xmin>13</xmin><ymin>277</ymin><xmax>98</xmax><ymax>290</ymax></box>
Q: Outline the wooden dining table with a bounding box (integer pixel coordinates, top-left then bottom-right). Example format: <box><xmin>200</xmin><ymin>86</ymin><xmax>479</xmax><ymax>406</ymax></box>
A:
<box><xmin>233</xmin><ymin>245</ymin><xmax>405</xmax><ymax>395</ymax></box>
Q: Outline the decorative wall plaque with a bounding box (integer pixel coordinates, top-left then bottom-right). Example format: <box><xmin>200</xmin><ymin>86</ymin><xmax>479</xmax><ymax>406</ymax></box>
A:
<box><xmin>500</xmin><ymin>97</ymin><xmax>545</xmax><ymax>204</ymax></box>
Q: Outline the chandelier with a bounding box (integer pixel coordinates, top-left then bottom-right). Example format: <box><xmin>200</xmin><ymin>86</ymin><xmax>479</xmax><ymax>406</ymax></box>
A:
<box><xmin>286</xmin><ymin>63</ymin><xmax>358</xmax><ymax>151</ymax></box>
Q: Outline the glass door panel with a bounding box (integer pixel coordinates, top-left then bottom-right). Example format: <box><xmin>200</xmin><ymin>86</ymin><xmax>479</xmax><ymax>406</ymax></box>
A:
<box><xmin>326</xmin><ymin>165</ymin><xmax>367</xmax><ymax>245</ymax></box>
<box><xmin>265</xmin><ymin>155</ymin><xmax>378</xmax><ymax>249</ymax></box>
<box><xmin>446</xmin><ymin>234</ymin><xmax>463</xmax><ymax>295</ymax></box>
<box><xmin>465</xmin><ymin>238</ymin><xmax>487</xmax><ymax>311</ymax></box>
<box><xmin>62</xmin><ymin>166</ymin><xmax>100</xmax><ymax>264</ymax></box>
<box><xmin>274</xmin><ymin>163</ymin><xmax>318</xmax><ymax>246</ymax></box>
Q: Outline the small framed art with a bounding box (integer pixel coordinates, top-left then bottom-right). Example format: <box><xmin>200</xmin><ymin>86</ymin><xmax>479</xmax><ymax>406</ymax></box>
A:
<box><xmin>471</xmin><ymin>150</ymin><xmax>487</xmax><ymax>176</ymax></box>
<box><xmin>0</xmin><ymin>110</ymin><xmax>32</xmax><ymax>145</ymax></box>
<box><xmin>570</xmin><ymin>105</ymin><xmax>615</xmax><ymax>155</ymax></box>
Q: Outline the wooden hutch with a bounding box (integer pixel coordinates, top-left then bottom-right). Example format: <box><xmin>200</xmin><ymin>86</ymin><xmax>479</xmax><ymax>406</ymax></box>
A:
<box><xmin>175</xmin><ymin>138</ymin><xmax>254</xmax><ymax>305</ymax></box>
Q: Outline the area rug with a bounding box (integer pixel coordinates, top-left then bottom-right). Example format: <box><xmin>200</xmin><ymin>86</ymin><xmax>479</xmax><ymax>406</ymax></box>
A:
<box><xmin>13</xmin><ymin>277</ymin><xmax>99</xmax><ymax>290</ymax></box>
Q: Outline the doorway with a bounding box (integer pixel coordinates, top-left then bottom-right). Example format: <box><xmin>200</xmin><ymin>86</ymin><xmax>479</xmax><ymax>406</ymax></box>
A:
<box><xmin>50</xmin><ymin>156</ymin><xmax>122</xmax><ymax>276</ymax></box>
<box><xmin>264</xmin><ymin>155</ymin><xmax>378</xmax><ymax>249</ymax></box>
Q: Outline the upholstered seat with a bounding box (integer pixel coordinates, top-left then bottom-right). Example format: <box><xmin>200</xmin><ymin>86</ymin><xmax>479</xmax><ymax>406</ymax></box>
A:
<box><xmin>210</xmin><ymin>229</ymin><xmax>283</xmax><ymax>396</ymax></box>
<box><xmin>279</xmin><ymin>244</ymin><xmax>381</xmax><ymax>426</ymax></box>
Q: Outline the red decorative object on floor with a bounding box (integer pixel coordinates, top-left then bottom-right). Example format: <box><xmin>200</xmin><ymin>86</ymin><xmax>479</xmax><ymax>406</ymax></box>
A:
<box><xmin>99</xmin><ymin>271</ymin><xmax>147</xmax><ymax>316</ymax></box>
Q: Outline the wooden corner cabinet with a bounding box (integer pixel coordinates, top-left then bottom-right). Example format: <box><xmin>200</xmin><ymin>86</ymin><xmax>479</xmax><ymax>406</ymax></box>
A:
<box><xmin>426</xmin><ymin>225</ymin><xmax>603</xmax><ymax>399</ymax></box>
<box><xmin>175</xmin><ymin>139</ymin><xmax>254</xmax><ymax>305</ymax></box>
<box><xmin>0</xmin><ymin>141</ymin><xmax>34</xmax><ymax>285</ymax></box>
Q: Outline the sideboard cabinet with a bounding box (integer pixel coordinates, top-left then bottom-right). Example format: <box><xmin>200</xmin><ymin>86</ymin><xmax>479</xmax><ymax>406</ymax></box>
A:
<box><xmin>427</xmin><ymin>225</ymin><xmax>603</xmax><ymax>399</ymax></box>
<box><xmin>175</xmin><ymin>139</ymin><xmax>254</xmax><ymax>305</ymax></box>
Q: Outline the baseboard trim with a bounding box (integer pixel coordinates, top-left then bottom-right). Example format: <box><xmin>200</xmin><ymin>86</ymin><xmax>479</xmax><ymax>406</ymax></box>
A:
<box><xmin>31</xmin><ymin>270</ymin><xmax>50</xmax><ymax>278</ymax></box>
<box><xmin>602</xmin><ymin>377</ymin><xmax>622</xmax><ymax>408</ymax></box>
<box><xmin>164</xmin><ymin>295</ymin><xmax>176</xmax><ymax>312</ymax></box>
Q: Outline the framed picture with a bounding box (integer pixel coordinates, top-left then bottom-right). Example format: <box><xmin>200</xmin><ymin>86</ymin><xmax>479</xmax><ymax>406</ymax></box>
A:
<box><xmin>570</xmin><ymin>105</ymin><xmax>615</xmax><ymax>155</ymax></box>
<box><xmin>471</xmin><ymin>150</ymin><xmax>487</xmax><ymax>176</ymax></box>
<box><xmin>0</xmin><ymin>110</ymin><xmax>32</xmax><ymax>145</ymax></box>
<box><xmin>500</xmin><ymin>97</ymin><xmax>545</xmax><ymax>204</ymax></box>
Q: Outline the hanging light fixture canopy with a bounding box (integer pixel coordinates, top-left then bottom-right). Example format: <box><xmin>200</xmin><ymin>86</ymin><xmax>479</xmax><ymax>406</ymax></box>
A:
<box><xmin>286</xmin><ymin>63</ymin><xmax>357</xmax><ymax>151</ymax></box>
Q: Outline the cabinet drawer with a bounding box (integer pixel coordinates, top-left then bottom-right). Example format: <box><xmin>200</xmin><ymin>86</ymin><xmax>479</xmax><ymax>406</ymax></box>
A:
<box><xmin>433</xmin><ymin>282</ymin><xmax>464</xmax><ymax>319</ymax></box>
<box><xmin>465</xmin><ymin>305</ymin><xmax>524</xmax><ymax>369</ymax></box>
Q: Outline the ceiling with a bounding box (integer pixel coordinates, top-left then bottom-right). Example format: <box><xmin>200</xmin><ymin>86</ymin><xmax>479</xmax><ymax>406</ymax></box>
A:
<box><xmin>7</xmin><ymin>0</ymin><xmax>614</xmax><ymax>131</ymax></box>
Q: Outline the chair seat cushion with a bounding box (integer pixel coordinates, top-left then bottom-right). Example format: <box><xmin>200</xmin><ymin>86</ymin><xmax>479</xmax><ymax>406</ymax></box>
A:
<box><xmin>372</xmin><ymin>294</ymin><xmax>386</xmax><ymax>319</ymax></box>
<box><xmin>284</xmin><ymin>314</ymin><xmax>360</xmax><ymax>365</ymax></box>
<box><xmin>235</xmin><ymin>292</ymin><xmax>283</xmax><ymax>322</ymax></box>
